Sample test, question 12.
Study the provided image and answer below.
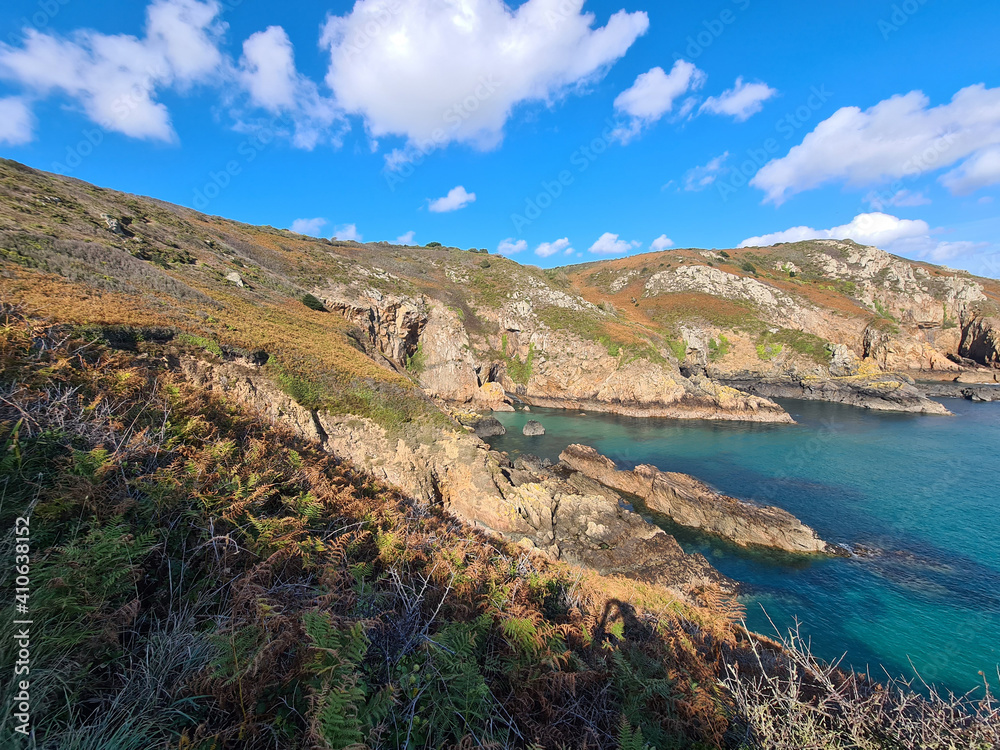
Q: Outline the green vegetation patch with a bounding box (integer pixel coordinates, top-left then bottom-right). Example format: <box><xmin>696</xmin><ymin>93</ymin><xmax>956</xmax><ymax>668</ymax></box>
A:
<box><xmin>708</xmin><ymin>335</ymin><xmax>731</xmax><ymax>362</ymax></box>
<box><xmin>760</xmin><ymin>329</ymin><xmax>831</xmax><ymax>365</ymax></box>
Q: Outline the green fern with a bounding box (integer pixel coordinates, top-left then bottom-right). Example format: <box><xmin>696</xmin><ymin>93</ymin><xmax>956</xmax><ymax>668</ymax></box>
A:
<box><xmin>618</xmin><ymin>716</ymin><xmax>652</xmax><ymax>750</ymax></box>
<box><xmin>303</xmin><ymin>614</ymin><xmax>374</xmax><ymax>749</ymax></box>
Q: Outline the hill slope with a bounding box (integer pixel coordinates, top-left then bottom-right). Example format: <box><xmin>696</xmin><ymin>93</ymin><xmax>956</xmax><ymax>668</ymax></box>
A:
<box><xmin>2</xmin><ymin>162</ymin><xmax>999</xmax><ymax>747</ymax></box>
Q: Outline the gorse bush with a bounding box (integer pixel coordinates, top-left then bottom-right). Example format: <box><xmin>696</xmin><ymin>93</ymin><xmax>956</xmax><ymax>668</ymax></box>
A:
<box><xmin>301</xmin><ymin>293</ymin><xmax>327</xmax><ymax>312</ymax></box>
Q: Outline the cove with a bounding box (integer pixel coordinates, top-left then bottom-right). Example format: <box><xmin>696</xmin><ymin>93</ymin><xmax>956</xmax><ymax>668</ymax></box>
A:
<box><xmin>486</xmin><ymin>399</ymin><xmax>1000</xmax><ymax>696</ymax></box>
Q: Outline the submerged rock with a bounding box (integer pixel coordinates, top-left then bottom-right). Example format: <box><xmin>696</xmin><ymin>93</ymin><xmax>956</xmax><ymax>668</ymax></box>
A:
<box><xmin>522</xmin><ymin>420</ymin><xmax>545</xmax><ymax>436</ymax></box>
<box><xmin>560</xmin><ymin>444</ymin><xmax>835</xmax><ymax>555</ymax></box>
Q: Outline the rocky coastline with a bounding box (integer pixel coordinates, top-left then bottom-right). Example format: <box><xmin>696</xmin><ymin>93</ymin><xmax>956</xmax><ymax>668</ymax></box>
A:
<box><xmin>715</xmin><ymin>373</ymin><xmax>952</xmax><ymax>415</ymax></box>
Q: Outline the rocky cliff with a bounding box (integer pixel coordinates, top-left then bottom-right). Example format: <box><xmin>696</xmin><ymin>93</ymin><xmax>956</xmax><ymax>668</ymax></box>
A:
<box><xmin>178</xmin><ymin>352</ymin><xmax>727</xmax><ymax>595</ymax></box>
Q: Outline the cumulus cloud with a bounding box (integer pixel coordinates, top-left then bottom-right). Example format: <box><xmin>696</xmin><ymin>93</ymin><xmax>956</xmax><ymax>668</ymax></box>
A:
<box><xmin>428</xmin><ymin>186</ymin><xmax>476</xmax><ymax>213</ymax></box>
<box><xmin>0</xmin><ymin>0</ymin><xmax>346</xmax><ymax>149</ymax></box>
<box><xmin>651</xmin><ymin>235</ymin><xmax>674</xmax><ymax>251</ymax></box>
<box><xmin>699</xmin><ymin>77</ymin><xmax>776</xmax><ymax>121</ymax></box>
<box><xmin>611</xmin><ymin>60</ymin><xmax>705</xmax><ymax>143</ymax></box>
<box><xmin>588</xmin><ymin>232</ymin><xmax>640</xmax><ymax>256</ymax></box>
<box><xmin>322</xmin><ymin>0</ymin><xmax>649</xmax><ymax>163</ymax></box>
<box><xmin>396</xmin><ymin>230</ymin><xmax>416</xmax><ymax>245</ymax></box>
<box><xmin>333</xmin><ymin>223</ymin><xmax>362</xmax><ymax>241</ymax></box>
<box><xmin>752</xmin><ymin>84</ymin><xmax>1000</xmax><ymax>204</ymax></box>
<box><xmin>684</xmin><ymin>152</ymin><xmax>729</xmax><ymax>191</ymax></box>
<box><xmin>497</xmin><ymin>238</ymin><xmax>528</xmax><ymax>255</ymax></box>
<box><xmin>0</xmin><ymin>97</ymin><xmax>34</xmax><ymax>145</ymax></box>
<box><xmin>0</xmin><ymin>0</ymin><xmax>225</xmax><ymax>141</ymax></box>
<box><xmin>290</xmin><ymin>217</ymin><xmax>328</xmax><ymax>236</ymax></box>
<box><xmin>535</xmin><ymin>237</ymin><xmax>573</xmax><ymax>257</ymax></box>
<box><xmin>238</xmin><ymin>26</ymin><xmax>344</xmax><ymax>150</ymax></box>
<box><xmin>738</xmin><ymin>212</ymin><xmax>987</xmax><ymax>264</ymax></box>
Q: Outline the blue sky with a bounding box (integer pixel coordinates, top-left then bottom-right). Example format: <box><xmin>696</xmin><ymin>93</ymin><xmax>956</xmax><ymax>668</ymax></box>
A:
<box><xmin>1</xmin><ymin>0</ymin><xmax>998</xmax><ymax>275</ymax></box>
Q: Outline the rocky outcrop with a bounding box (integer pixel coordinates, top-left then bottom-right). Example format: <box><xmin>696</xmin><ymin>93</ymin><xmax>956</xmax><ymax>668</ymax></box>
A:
<box><xmin>559</xmin><ymin>445</ymin><xmax>834</xmax><ymax>555</ymax></box>
<box><xmin>918</xmin><ymin>383</ymin><xmax>1000</xmax><ymax>402</ymax></box>
<box><xmin>716</xmin><ymin>373</ymin><xmax>951</xmax><ymax>415</ymax></box>
<box><xmin>323</xmin><ymin>289</ymin><xmax>427</xmax><ymax>367</ymax></box>
<box><xmin>522</xmin><ymin>420</ymin><xmax>545</xmax><ymax>436</ymax></box>
<box><xmin>177</xmin><ymin>355</ymin><xmax>729</xmax><ymax>595</ymax></box>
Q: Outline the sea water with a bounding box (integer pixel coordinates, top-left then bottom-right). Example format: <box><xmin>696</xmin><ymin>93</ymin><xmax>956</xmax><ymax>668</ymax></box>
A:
<box><xmin>486</xmin><ymin>399</ymin><xmax>1000</xmax><ymax>695</ymax></box>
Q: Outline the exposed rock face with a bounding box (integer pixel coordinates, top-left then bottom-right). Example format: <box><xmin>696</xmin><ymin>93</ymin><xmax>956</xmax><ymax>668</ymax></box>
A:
<box><xmin>522</xmin><ymin>420</ymin><xmax>545</xmax><ymax>436</ymax></box>
<box><xmin>323</xmin><ymin>289</ymin><xmax>427</xmax><ymax>367</ymax></box>
<box><xmin>960</xmin><ymin>315</ymin><xmax>1000</xmax><ymax>369</ymax></box>
<box><xmin>225</xmin><ymin>271</ymin><xmax>245</xmax><ymax>288</ymax></box>
<box><xmin>559</xmin><ymin>445</ymin><xmax>833</xmax><ymax>555</ymax></box>
<box><xmin>178</xmin><ymin>355</ymin><xmax>729</xmax><ymax>595</ymax></box>
<box><xmin>715</xmin><ymin>373</ymin><xmax>952</xmax><ymax>415</ymax></box>
<box><xmin>414</xmin><ymin>304</ymin><xmax>480</xmax><ymax>401</ymax></box>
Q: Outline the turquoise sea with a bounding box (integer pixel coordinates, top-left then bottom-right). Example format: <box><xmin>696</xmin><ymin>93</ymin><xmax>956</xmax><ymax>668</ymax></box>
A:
<box><xmin>486</xmin><ymin>398</ymin><xmax>1000</xmax><ymax>696</ymax></box>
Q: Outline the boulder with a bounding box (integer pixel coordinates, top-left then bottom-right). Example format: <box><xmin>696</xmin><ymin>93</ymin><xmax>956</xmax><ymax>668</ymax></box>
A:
<box><xmin>522</xmin><ymin>420</ymin><xmax>545</xmax><ymax>436</ymax></box>
<box><xmin>225</xmin><ymin>271</ymin><xmax>245</xmax><ymax>288</ymax></box>
<box><xmin>472</xmin><ymin>417</ymin><xmax>506</xmax><ymax>438</ymax></box>
<box><xmin>474</xmin><ymin>381</ymin><xmax>514</xmax><ymax>412</ymax></box>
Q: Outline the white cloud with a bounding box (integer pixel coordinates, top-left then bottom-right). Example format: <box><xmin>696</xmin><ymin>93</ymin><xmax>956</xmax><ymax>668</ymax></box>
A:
<box><xmin>684</xmin><ymin>152</ymin><xmax>729</xmax><ymax>191</ymax></box>
<box><xmin>333</xmin><ymin>223</ymin><xmax>362</xmax><ymax>241</ymax></box>
<box><xmin>238</xmin><ymin>26</ymin><xmax>344</xmax><ymax>150</ymax></box>
<box><xmin>290</xmin><ymin>217</ymin><xmax>328</xmax><ymax>236</ymax></box>
<box><xmin>535</xmin><ymin>237</ymin><xmax>573</xmax><ymax>257</ymax></box>
<box><xmin>498</xmin><ymin>238</ymin><xmax>527</xmax><ymax>255</ymax></box>
<box><xmin>864</xmin><ymin>188</ymin><xmax>931</xmax><ymax>211</ymax></box>
<box><xmin>321</xmin><ymin>0</ymin><xmax>649</xmax><ymax>163</ymax></box>
<box><xmin>588</xmin><ymin>232</ymin><xmax>640</xmax><ymax>256</ymax></box>
<box><xmin>699</xmin><ymin>77</ymin><xmax>776</xmax><ymax>121</ymax></box>
<box><xmin>738</xmin><ymin>212</ymin><xmax>987</xmax><ymax>265</ymax></box>
<box><xmin>428</xmin><ymin>185</ymin><xmax>476</xmax><ymax>213</ymax></box>
<box><xmin>612</xmin><ymin>60</ymin><xmax>705</xmax><ymax>143</ymax></box>
<box><xmin>651</xmin><ymin>235</ymin><xmax>674</xmax><ymax>251</ymax></box>
<box><xmin>941</xmin><ymin>145</ymin><xmax>1000</xmax><ymax>196</ymax></box>
<box><xmin>0</xmin><ymin>0</ymin><xmax>225</xmax><ymax>141</ymax></box>
<box><xmin>0</xmin><ymin>97</ymin><xmax>34</xmax><ymax>145</ymax></box>
<box><xmin>752</xmin><ymin>84</ymin><xmax>1000</xmax><ymax>204</ymax></box>
<box><xmin>396</xmin><ymin>230</ymin><xmax>416</xmax><ymax>245</ymax></box>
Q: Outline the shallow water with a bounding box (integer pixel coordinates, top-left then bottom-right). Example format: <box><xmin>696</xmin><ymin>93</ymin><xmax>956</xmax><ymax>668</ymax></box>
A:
<box><xmin>487</xmin><ymin>399</ymin><xmax>1000</xmax><ymax>695</ymax></box>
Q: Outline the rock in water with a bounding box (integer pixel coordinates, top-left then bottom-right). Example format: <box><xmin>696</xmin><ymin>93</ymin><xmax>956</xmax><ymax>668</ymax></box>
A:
<box><xmin>523</xmin><ymin>420</ymin><xmax>545</xmax><ymax>436</ymax></box>
<box><xmin>473</xmin><ymin>417</ymin><xmax>506</xmax><ymax>438</ymax></box>
<box><xmin>560</xmin><ymin>444</ymin><xmax>834</xmax><ymax>554</ymax></box>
